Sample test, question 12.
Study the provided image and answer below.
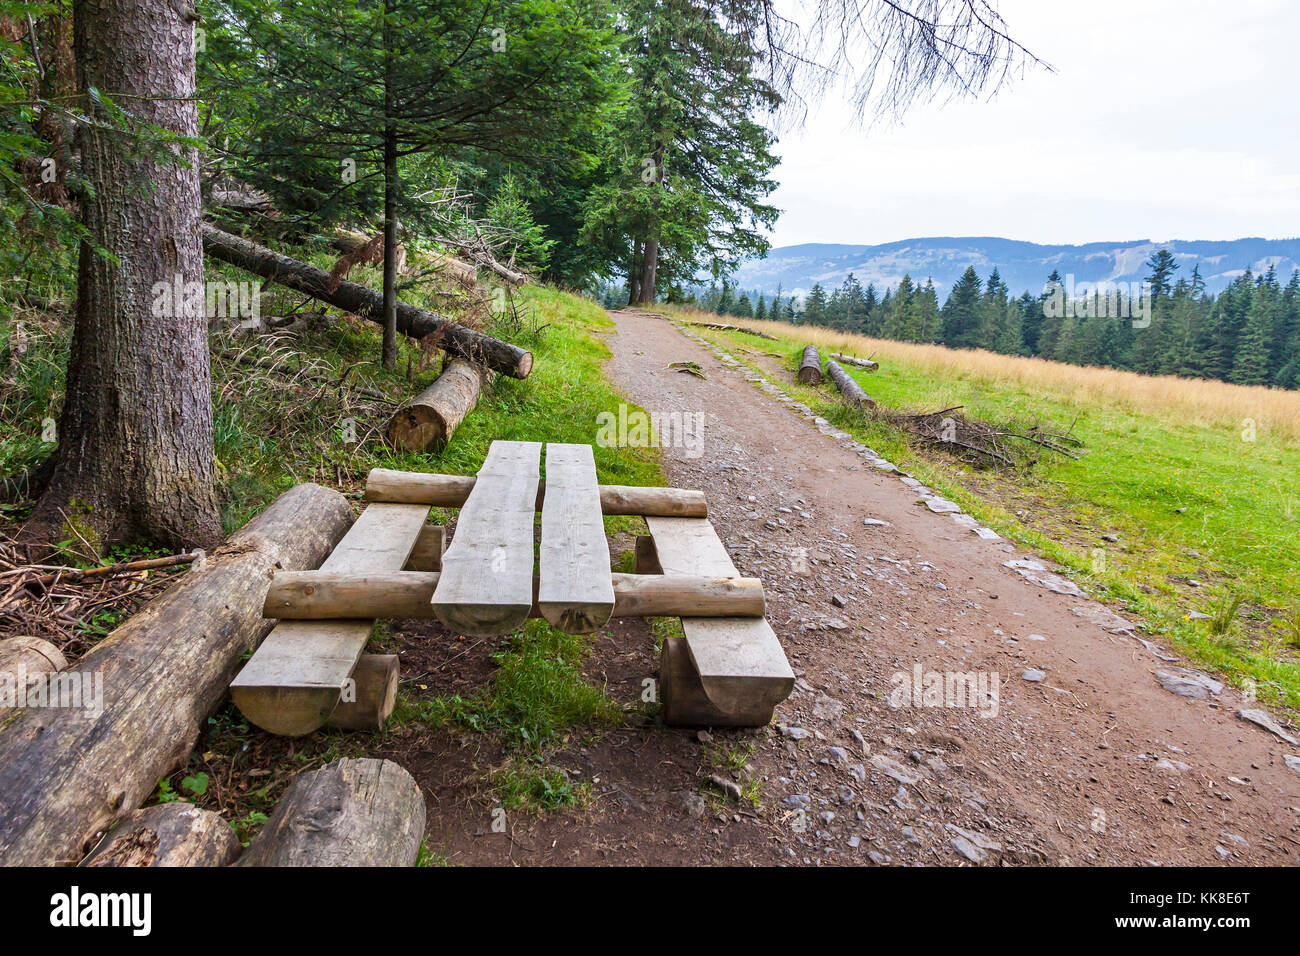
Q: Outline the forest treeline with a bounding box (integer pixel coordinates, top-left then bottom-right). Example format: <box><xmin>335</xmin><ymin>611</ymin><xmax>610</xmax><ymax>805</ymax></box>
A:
<box><xmin>681</xmin><ymin>251</ymin><xmax>1300</xmax><ymax>389</ymax></box>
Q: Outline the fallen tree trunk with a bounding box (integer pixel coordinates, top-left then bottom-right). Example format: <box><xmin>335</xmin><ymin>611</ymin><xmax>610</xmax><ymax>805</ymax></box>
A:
<box><xmin>201</xmin><ymin>224</ymin><xmax>533</xmax><ymax>379</ymax></box>
<box><xmin>0</xmin><ymin>483</ymin><xmax>353</xmax><ymax>866</ymax></box>
<box><xmin>386</xmin><ymin>358</ymin><xmax>485</xmax><ymax>451</ymax></box>
<box><xmin>365</xmin><ymin>468</ymin><xmax>707</xmax><ymax>516</ymax></box>
<box><xmin>235</xmin><ymin>758</ymin><xmax>424</xmax><ymax>866</ymax></box>
<box><xmin>830</xmin><ymin>352</ymin><xmax>879</xmax><ymax>371</ymax></box>
<box><xmin>84</xmin><ymin>803</ymin><xmax>241</xmax><ymax>867</ymax></box>
<box><xmin>263</xmin><ymin>570</ymin><xmax>764</xmax><ymax>620</ymax></box>
<box><xmin>797</xmin><ymin>345</ymin><xmax>822</xmax><ymax>385</ymax></box>
<box><xmin>826</xmin><ymin>360</ymin><xmax>876</xmax><ymax>409</ymax></box>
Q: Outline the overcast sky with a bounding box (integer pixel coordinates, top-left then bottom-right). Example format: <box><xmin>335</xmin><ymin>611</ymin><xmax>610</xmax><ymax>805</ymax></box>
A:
<box><xmin>767</xmin><ymin>0</ymin><xmax>1300</xmax><ymax>248</ymax></box>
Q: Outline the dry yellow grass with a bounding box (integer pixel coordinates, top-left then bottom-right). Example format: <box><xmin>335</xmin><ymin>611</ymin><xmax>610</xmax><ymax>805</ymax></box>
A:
<box><xmin>659</xmin><ymin>305</ymin><xmax>1300</xmax><ymax>442</ymax></box>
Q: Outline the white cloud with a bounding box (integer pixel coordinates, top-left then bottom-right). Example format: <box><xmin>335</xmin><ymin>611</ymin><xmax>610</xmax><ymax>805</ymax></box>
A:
<box><xmin>766</xmin><ymin>0</ymin><xmax>1300</xmax><ymax>246</ymax></box>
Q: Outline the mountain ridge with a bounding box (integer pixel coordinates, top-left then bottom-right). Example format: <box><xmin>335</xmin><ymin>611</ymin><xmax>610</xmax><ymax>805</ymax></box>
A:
<box><xmin>729</xmin><ymin>236</ymin><xmax>1300</xmax><ymax>300</ymax></box>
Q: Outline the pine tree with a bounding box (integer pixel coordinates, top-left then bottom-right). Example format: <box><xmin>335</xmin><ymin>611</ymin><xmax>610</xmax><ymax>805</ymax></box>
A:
<box><xmin>801</xmin><ymin>284</ymin><xmax>828</xmax><ymax>326</ymax></box>
<box><xmin>940</xmin><ymin>267</ymin><xmax>982</xmax><ymax>347</ymax></box>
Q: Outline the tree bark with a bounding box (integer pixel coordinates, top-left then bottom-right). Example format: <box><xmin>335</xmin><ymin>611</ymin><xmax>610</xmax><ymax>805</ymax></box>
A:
<box><xmin>380</xmin><ymin>0</ymin><xmax>398</xmax><ymax>370</ymax></box>
<box><xmin>628</xmin><ymin>240</ymin><xmax>641</xmax><ymax>305</ymax></box>
<box><xmin>0</xmin><ymin>482</ymin><xmax>353</xmax><ymax>866</ymax></box>
<box><xmin>34</xmin><ymin>0</ymin><xmax>221</xmax><ymax>550</ymax></box>
<box><xmin>638</xmin><ymin>238</ymin><xmax>659</xmax><ymax>305</ymax></box>
<box><xmin>235</xmin><ymin>758</ymin><xmax>424</xmax><ymax>867</ymax></box>
<box><xmin>83</xmin><ymin>803</ymin><xmax>240</xmax><ymax>867</ymax></box>
<box><xmin>385</xmin><ymin>359</ymin><xmax>484</xmax><ymax>450</ymax></box>
<box><xmin>201</xmin><ymin>225</ymin><xmax>533</xmax><ymax>378</ymax></box>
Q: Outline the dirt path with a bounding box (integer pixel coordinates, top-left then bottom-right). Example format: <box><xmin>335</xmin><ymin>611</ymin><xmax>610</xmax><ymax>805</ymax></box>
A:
<box><xmin>589</xmin><ymin>308</ymin><xmax>1300</xmax><ymax>866</ymax></box>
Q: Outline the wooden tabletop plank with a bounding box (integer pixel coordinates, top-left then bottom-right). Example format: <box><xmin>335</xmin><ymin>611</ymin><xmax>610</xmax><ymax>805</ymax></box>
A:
<box><xmin>231</xmin><ymin>501</ymin><xmax>429</xmax><ymax>735</ymax></box>
<box><xmin>644</xmin><ymin>515</ymin><xmax>794</xmax><ymax>715</ymax></box>
<box><xmin>431</xmin><ymin>440</ymin><xmax>541</xmax><ymax>636</ymax></box>
<box><xmin>537</xmin><ymin>443</ymin><xmax>614</xmax><ymax>633</ymax></box>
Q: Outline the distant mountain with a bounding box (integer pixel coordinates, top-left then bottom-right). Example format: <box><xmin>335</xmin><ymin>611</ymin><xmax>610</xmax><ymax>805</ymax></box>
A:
<box><xmin>730</xmin><ymin>236</ymin><xmax>1300</xmax><ymax>300</ymax></box>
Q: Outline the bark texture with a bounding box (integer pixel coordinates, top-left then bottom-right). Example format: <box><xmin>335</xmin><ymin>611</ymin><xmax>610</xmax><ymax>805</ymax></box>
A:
<box><xmin>235</xmin><ymin>758</ymin><xmax>424</xmax><ymax>866</ymax></box>
<box><xmin>37</xmin><ymin>0</ymin><xmax>220</xmax><ymax>550</ymax></box>
<box><xmin>84</xmin><ymin>803</ymin><xmax>240</xmax><ymax>867</ymax></box>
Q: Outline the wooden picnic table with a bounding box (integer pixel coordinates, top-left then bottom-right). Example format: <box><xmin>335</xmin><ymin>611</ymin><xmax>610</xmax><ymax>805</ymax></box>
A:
<box><xmin>231</xmin><ymin>440</ymin><xmax>794</xmax><ymax>736</ymax></box>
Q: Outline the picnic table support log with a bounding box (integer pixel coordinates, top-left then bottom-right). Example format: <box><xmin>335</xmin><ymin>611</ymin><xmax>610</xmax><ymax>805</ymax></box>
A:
<box><xmin>326</xmin><ymin>654</ymin><xmax>399</xmax><ymax>731</ymax></box>
<box><xmin>235</xmin><ymin>758</ymin><xmax>424</xmax><ymax>867</ymax></box>
<box><xmin>264</xmin><ymin>570</ymin><xmax>765</xmax><ymax>620</ymax></box>
<box><xmin>826</xmin><ymin>359</ymin><xmax>876</xmax><ymax>409</ymax></box>
<box><xmin>84</xmin><ymin>804</ymin><xmax>241</xmax><ymax>867</ymax></box>
<box><xmin>0</xmin><ymin>483</ymin><xmax>353</xmax><ymax>866</ymax></box>
<box><xmin>403</xmin><ymin>524</ymin><xmax>445</xmax><ymax>572</ymax></box>
<box><xmin>797</xmin><ymin>345</ymin><xmax>822</xmax><ymax>385</ymax></box>
<box><xmin>201</xmin><ymin>224</ymin><xmax>533</xmax><ymax>379</ymax></box>
<box><xmin>365</xmin><ymin>468</ymin><xmax>707</xmax><ymax>517</ymax></box>
<box><xmin>386</xmin><ymin>359</ymin><xmax>485</xmax><ymax>451</ymax></box>
<box><xmin>231</xmin><ymin>501</ymin><xmax>429</xmax><ymax>737</ymax></box>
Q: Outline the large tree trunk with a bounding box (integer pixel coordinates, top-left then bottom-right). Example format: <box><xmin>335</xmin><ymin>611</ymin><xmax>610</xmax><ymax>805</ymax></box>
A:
<box><xmin>638</xmin><ymin>238</ymin><xmax>659</xmax><ymax>305</ymax></box>
<box><xmin>0</xmin><ymin>483</ymin><xmax>353</xmax><ymax>866</ymax></box>
<box><xmin>34</xmin><ymin>0</ymin><xmax>220</xmax><ymax>551</ymax></box>
<box><xmin>201</xmin><ymin>225</ymin><xmax>534</xmax><ymax>379</ymax></box>
<box><xmin>627</xmin><ymin>240</ymin><xmax>641</xmax><ymax>305</ymax></box>
<box><xmin>380</xmin><ymin>0</ymin><xmax>398</xmax><ymax>370</ymax></box>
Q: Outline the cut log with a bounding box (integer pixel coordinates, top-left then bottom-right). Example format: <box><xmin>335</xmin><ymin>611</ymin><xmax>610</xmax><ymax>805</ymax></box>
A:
<box><xmin>326</xmin><ymin>654</ymin><xmax>399</xmax><ymax>731</ymax></box>
<box><xmin>797</xmin><ymin>345</ymin><xmax>822</xmax><ymax>385</ymax></box>
<box><xmin>537</xmin><ymin>443</ymin><xmax>614</xmax><ymax>633</ymax></box>
<box><xmin>0</xmin><ymin>634</ymin><xmax>67</xmax><ymax>676</ymax></box>
<box><xmin>231</xmin><ymin>501</ymin><xmax>429</xmax><ymax>737</ymax></box>
<box><xmin>386</xmin><ymin>358</ymin><xmax>485</xmax><ymax>451</ymax></box>
<box><xmin>264</xmin><ymin>570</ymin><xmax>762</xmax><ymax>621</ymax></box>
<box><xmin>829</xmin><ymin>352</ymin><xmax>879</xmax><ymax>371</ymax></box>
<box><xmin>644</xmin><ymin>516</ymin><xmax>794</xmax><ymax>726</ymax></box>
<box><xmin>0</xmin><ymin>636</ymin><xmax>68</xmax><ymax>721</ymax></box>
<box><xmin>826</xmin><ymin>359</ymin><xmax>876</xmax><ymax>409</ymax></box>
<box><xmin>611</xmin><ymin>573</ymin><xmax>764</xmax><ymax>618</ymax></box>
<box><xmin>431</xmin><ymin>441</ymin><xmax>541</xmax><ymax>636</ymax></box>
<box><xmin>365</xmin><ymin>467</ymin><xmax>707</xmax><ymax>517</ymax></box>
<box><xmin>235</xmin><ymin>758</ymin><xmax>424</xmax><ymax>867</ymax></box>
<box><xmin>84</xmin><ymin>803</ymin><xmax>240</xmax><ymax>867</ymax></box>
<box><xmin>0</xmin><ymin>483</ymin><xmax>353</xmax><ymax>866</ymax></box>
<box><xmin>265</xmin><ymin>570</ymin><xmax>439</xmax><ymax>620</ymax></box>
<box><xmin>201</xmin><ymin>224</ymin><xmax>533</xmax><ymax>379</ymax></box>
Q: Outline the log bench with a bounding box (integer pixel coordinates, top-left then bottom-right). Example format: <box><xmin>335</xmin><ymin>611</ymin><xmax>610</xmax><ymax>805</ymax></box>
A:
<box><xmin>234</xmin><ymin>439</ymin><xmax>795</xmax><ymax>735</ymax></box>
<box><xmin>636</xmin><ymin>517</ymin><xmax>795</xmax><ymax>726</ymax></box>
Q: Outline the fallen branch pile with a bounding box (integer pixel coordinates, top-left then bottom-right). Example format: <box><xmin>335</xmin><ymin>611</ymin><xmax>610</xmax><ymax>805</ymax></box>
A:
<box><xmin>887</xmin><ymin>405</ymin><xmax>1084</xmax><ymax>470</ymax></box>
<box><xmin>688</xmin><ymin>321</ymin><xmax>778</xmax><ymax>340</ymax></box>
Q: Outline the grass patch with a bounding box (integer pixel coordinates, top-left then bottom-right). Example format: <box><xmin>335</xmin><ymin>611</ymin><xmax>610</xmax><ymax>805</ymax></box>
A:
<box><xmin>663</xmin><ymin>306</ymin><xmax>1300</xmax><ymax>712</ymax></box>
<box><xmin>394</xmin><ymin>619</ymin><xmax>623</xmax><ymax>750</ymax></box>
